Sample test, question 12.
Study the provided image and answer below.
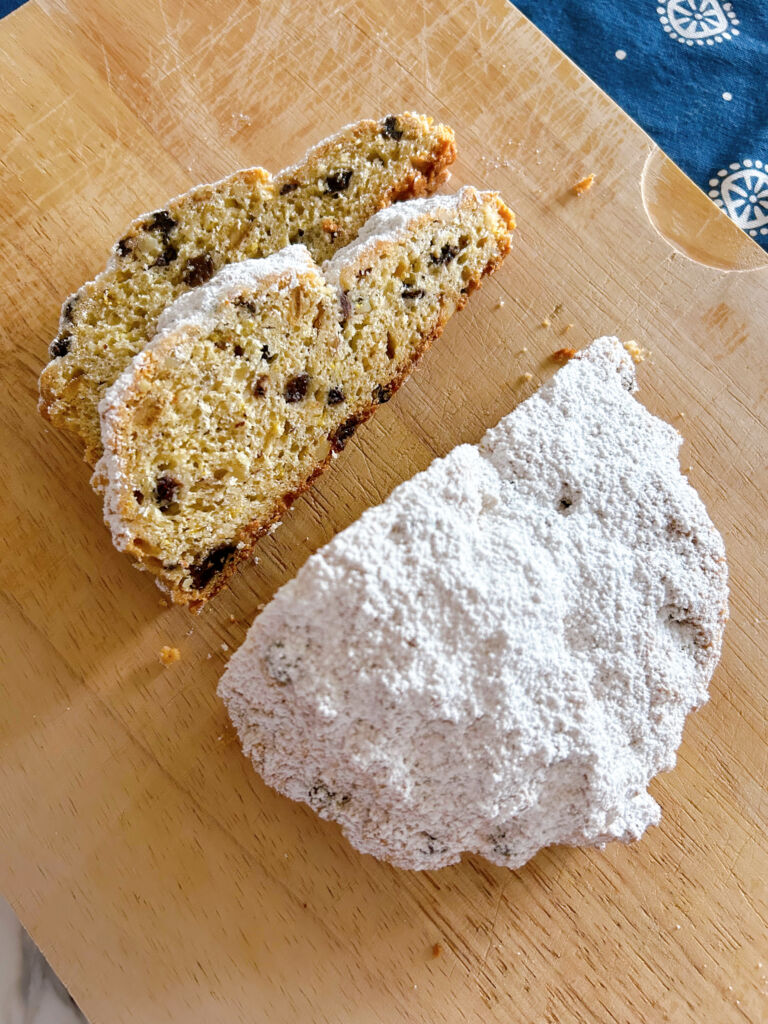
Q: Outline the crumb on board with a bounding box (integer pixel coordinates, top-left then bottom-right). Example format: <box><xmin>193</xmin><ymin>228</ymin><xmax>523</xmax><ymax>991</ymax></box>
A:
<box><xmin>551</xmin><ymin>347</ymin><xmax>577</xmax><ymax>364</ymax></box>
<box><xmin>571</xmin><ymin>173</ymin><xmax>595</xmax><ymax>196</ymax></box>
<box><xmin>159</xmin><ymin>645</ymin><xmax>181</xmax><ymax>667</ymax></box>
<box><xmin>562</xmin><ymin>323</ymin><xmax>574</xmax><ymax>334</ymax></box>
<box><xmin>540</xmin><ymin>318</ymin><xmax>551</xmax><ymax>328</ymax></box>
<box><xmin>432</xmin><ymin>942</ymin><xmax>443</xmax><ymax>958</ymax></box>
<box><xmin>623</xmin><ymin>339</ymin><xmax>647</xmax><ymax>364</ymax></box>
<box><xmin>496</xmin><ymin>299</ymin><xmax>505</xmax><ymax>308</ymax></box>
<box><xmin>521</xmin><ymin>372</ymin><xmax>534</xmax><ymax>382</ymax></box>
<box><xmin>229</xmin><ymin>614</ymin><xmax>237</xmax><ymax>624</ymax></box>
<box><xmin>158</xmin><ymin>598</ymin><xmax>170</xmax><ymax>608</ymax></box>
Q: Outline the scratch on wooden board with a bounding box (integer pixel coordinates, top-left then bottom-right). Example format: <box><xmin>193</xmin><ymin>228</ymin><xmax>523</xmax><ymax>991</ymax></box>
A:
<box><xmin>24</xmin><ymin>94</ymin><xmax>75</xmax><ymax>136</ymax></box>
<box><xmin>98</xmin><ymin>42</ymin><xmax>122</xmax><ymax>146</ymax></box>
<box><xmin>480</xmin><ymin>879</ymin><xmax>508</xmax><ymax>967</ymax></box>
<box><xmin>417</xmin><ymin>6</ymin><xmax>433</xmax><ymax>94</ymax></box>
<box><xmin>338</xmin><ymin>7</ymin><xmax>447</xmax><ymax>114</ymax></box>
<box><xmin>156</xmin><ymin>0</ymin><xmax>185</xmax><ymax>82</ymax></box>
<box><xmin>100</xmin><ymin>42</ymin><xmax>113</xmax><ymax>94</ymax></box>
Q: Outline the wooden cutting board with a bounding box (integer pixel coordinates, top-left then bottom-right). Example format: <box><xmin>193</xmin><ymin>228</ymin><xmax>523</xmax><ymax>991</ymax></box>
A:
<box><xmin>1</xmin><ymin>1</ymin><xmax>766</xmax><ymax>1021</ymax></box>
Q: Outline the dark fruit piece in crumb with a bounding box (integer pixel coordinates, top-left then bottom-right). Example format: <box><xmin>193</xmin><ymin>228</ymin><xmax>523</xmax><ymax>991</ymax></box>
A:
<box><xmin>253</xmin><ymin>375</ymin><xmax>268</xmax><ymax>398</ymax></box>
<box><xmin>182</xmin><ymin>253</ymin><xmax>215</xmax><ymax>286</ymax></box>
<box><xmin>324</xmin><ymin>170</ymin><xmax>353</xmax><ymax>195</ymax></box>
<box><xmin>374</xmin><ymin>384</ymin><xmax>392</xmax><ymax>404</ymax></box>
<box><xmin>50</xmin><ymin>335</ymin><xmax>71</xmax><ymax>358</ymax></box>
<box><xmin>284</xmin><ymin>373</ymin><xmax>310</xmax><ymax>403</ymax></box>
<box><xmin>147</xmin><ymin>209</ymin><xmax>177</xmax><ymax>236</ymax></box>
<box><xmin>381</xmin><ymin>115</ymin><xmax>403</xmax><ymax>141</ymax></box>
<box><xmin>235</xmin><ymin>297</ymin><xmax>257</xmax><ymax>314</ymax></box>
<box><xmin>339</xmin><ymin>290</ymin><xmax>352</xmax><ymax>324</ymax></box>
<box><xmin>153</xmin><ymin>244</ymin><xmax>178</xmax><ymax>267</ymax></box>
<box><xmin>330</xmin><ymin>415</ymin><xmax>361</xmax><ymax>452</ymax></box>
<box><xmin>62</xmin><ymin>296</ymin><xmax>77</xmax><ymax>322</ymax></box>
<box><xmin>261</xmin><ymin>345</ymin><xmax>277</xmax><ymax>364</ymax></box>
<box><xmin>133</xmin><ymin>489</ymin><xmax>144</xmax><ymax>504</ymax></box>
<box><xmin>430</xmin><ymin>243</ymin><xmax>458</xmax><ymax>266</ymax></box>
<box><xmin>154</xmin><ymin>473</ymin><xmax>181</xmax><ymax>512</ymax></box>
<box><xmin>401</xmin><ymin>286</ymin><xmax>425</xmax><ymax>300</ymax></box>
<box><xmin>327</xmin><ymin>386</ymin><xmax>345</xmax><ymax>406</ymax></box>
<box><xmin>188</xmin><ymin>543</ymin><xmax>237</xmax><ymax>591</ymax></box>
<box><xmin>233</xmin><ymin>344</ymin><xmax>244</xmax><ymax>357</ymax></box>
<box><xmin>116</xmin><ymin>237</ymin><xmax>131</xmax><ymax>257</ymax></box>
<box><xmin>279</xmin><ymin>182</ymin><xmax>299</xmax><ymax>195</ymax></box>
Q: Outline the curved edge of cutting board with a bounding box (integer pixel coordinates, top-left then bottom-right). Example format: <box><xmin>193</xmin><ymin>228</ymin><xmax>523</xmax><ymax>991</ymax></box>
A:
<box><xmin>641</xmin><ymin>147</ymin><xmax>768</xmax><ymax>272</ymax></box>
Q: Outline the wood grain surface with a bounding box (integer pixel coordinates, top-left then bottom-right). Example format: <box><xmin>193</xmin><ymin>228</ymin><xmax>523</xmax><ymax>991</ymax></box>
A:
<box><xmin>1</xmin><ymin>1</ymin><xmax>767</xmax><ymax>1022</ymax></box>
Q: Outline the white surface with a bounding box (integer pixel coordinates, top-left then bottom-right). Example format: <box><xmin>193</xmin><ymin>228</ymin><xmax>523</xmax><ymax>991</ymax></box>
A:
<box><xmin>220</xmin><ymin>338</ymin><xmax>728</xmax><ymax>870</ymax></box>
<box><xmin>0</xmin><ymin>897</ymin><xmax>86</xmax><ymax>1024</ymax></box>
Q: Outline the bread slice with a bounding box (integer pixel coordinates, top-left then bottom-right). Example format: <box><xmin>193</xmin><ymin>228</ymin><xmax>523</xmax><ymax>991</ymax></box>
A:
<box><xmin>95</xmin><ymin>186</ymin><xmax>514</xmax><ymax>606</ymax></box>
<box><xmin>219</xmin><ymin>338</ymin><xmax>728</xmax><ymax>871</ymax></box>
<box><xmin>38</xmin><ymin>113</ymin><xmax>456</xmax><ymax>463</ymax></box>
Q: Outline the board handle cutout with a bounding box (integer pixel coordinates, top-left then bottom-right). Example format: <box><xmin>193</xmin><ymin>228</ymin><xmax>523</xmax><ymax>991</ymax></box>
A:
<box><xmin>641</xmin><ymin>147</ymin><xmax>768</xmax><ymax>273</ymax></box>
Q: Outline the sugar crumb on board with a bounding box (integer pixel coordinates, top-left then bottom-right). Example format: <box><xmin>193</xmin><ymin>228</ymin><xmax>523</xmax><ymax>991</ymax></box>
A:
<box><xmin>571</xmin><ymin>173</ymin><xmax>595</xmax><ymax>196</ymax></box>
<box><xmin>159</xmin><ymin>645</ymin><xmax>181</xmax><ymax>667</ymax></box>
<box><xmin>623</xmin><ymin>339</ymin><xmax>647</xmax><ymax>364</ymax></box>
<box><xmin>520</xmin><ymin>372</ymin><xmax>534</xmax><ymax>382</ymax></box>
<box><xmin>551</xmin><ymin>347</ymin><xmax>577</xmax><ymax>364</ymax></box>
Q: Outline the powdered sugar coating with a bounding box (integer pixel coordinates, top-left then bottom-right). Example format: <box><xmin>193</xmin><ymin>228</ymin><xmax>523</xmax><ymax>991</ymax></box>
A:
<box><xmin>219</xmin><ymin>338</ymin><xmax>728</xmax><ymax>870</ymax></box>
<box><xmin>323</xmin><ymin>187</ymin><xmax>477</xmax><ymax>287</ymax></box>
<box><xmin>154</xmin><ymin>247</ymin><xmax>314</xmax><ymax>337</ymax></box>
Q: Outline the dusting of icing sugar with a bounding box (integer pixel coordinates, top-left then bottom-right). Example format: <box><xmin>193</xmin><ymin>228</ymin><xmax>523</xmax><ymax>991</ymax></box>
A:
<box><xmin>219</xmin><ymin>337</ymin><xmax>728</xmax><ymax>871</ymax></box>
<box><xmin>323</xmin><ymin>187</ymin><xmax>479</xmax><ymax>286</ymax></box>
<box><xmin>154</xmin><ymin>246</ymin><xmax>314</xmax><ymax>338</ymax></box>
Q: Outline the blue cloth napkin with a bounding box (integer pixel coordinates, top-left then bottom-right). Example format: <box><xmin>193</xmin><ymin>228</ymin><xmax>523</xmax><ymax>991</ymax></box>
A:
<box><xmin>515</xmin><ymin>0</ymin><xmax>768</xmax><ymax>249</ymax></box>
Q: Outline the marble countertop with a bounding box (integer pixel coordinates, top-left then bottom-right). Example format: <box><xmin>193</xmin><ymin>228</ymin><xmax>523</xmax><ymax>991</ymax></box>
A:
<box><xmin>0</xmin><ymin>897</ymin><xmax>86</xmax><ymax>1024</ymax></box>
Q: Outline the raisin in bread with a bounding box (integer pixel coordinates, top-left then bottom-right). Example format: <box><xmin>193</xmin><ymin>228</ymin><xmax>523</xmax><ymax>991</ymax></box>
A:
<box><xmin>95</xmin><ymin>186</ymin><xmax>515</xmax><ymax>606</ymax></box>
<box><xmin>39</xmin><ymin>113</ymin><xmax>456</xmax><ymax>463</ymax></box>
<box><xmin>218</xmin><ymin>338</ymin><xmax>728</xmax><ymax>871</ymax></box>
